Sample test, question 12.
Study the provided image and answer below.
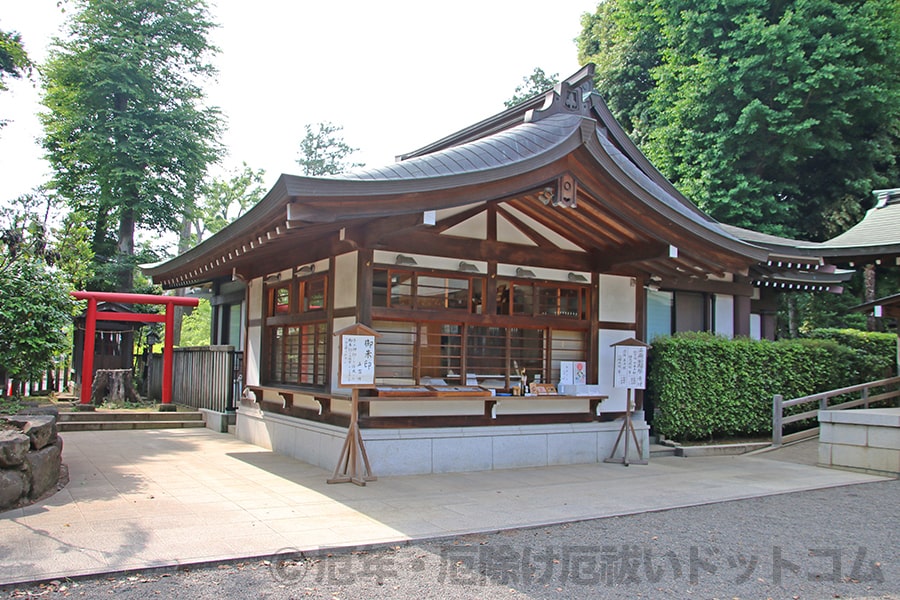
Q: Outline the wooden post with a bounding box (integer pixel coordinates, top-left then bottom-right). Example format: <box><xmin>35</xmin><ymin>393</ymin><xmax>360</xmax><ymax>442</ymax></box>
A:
<box><xmin>160</xmin><ymin>300</ymin><xmax>177</xmax><ymax>411</ymax></box>
<box><xmin>604</xmin><ymin>389</ymin><xmax>648</xmax><ymax>466</ymax></box>
<box><xmin>327</xmin><ymin>324</ymin><xmax>380</xmax><ymax>486</ymax></box>
<box><xmin>79</xmin><ymin>298</ymin><xmax>98</xmax><ymax>408</ymax></box>
<box><xmin>328</xmin><ymin>388</ymin><xmax>376</xmax><ymax>485</ymax></box>
<box><xmin>604</xmin><ymin>337</ymin><xmax>650</xmax><ymax>466</ymax></box>
<box><xmin>772</xmin><ymin>394</ymin><xmax>783</xmax><ymax>447</ymax></box>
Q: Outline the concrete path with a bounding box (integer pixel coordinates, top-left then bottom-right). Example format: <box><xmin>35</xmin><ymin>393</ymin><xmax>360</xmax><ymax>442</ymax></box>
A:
<box><xmin>0</xmin><ymin>429</ymin><xmax>886</xmax><ymax>588</ymax></box>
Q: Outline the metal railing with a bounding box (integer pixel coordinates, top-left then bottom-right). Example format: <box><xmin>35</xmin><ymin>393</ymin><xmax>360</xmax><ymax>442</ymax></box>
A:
<box><xmin>772</xmin><ymin>375</ymin><xmax>900</xmax><ymax>447</ymax></box>
<box><xmin>148</xmin><ymin>346</ymin><xmax>242</xmax><ymax>413</ymax></box>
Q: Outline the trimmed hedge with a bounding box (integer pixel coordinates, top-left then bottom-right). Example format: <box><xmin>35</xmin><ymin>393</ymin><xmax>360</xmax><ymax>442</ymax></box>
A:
<box><xmin>647</xmin><ymin>330</ymin><xmax>897</xmax><ymax>441</ymax></box>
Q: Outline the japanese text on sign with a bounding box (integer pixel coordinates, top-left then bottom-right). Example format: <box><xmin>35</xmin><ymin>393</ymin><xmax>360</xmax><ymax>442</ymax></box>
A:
<box><xmin>340</xmin><ymin>335</ymin><xmax>376</xmax><ymax>387</ymax></box>
<box><xmin>614</xmin><ymin>346</ymin><xmax>647</xmax><ymax>389</ymax></box>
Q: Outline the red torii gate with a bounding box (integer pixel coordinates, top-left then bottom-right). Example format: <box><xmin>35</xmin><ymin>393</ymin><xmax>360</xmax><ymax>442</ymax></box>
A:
<box><xmin>71</xmin><ymin>291</ymin><xmax>200</xmax><ymax>410</ymax></box>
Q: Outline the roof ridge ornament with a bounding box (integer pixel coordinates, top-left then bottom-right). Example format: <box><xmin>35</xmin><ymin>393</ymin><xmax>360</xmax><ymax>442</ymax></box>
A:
<box><xmin>872</xmin><ymin>187</ymin><xmax>900</xmax><ymax>208</ymax></box>
<box><xmin>524</xmin><ymin>79</ymin><xmax>593</xmax><ymax>123</ymax></box>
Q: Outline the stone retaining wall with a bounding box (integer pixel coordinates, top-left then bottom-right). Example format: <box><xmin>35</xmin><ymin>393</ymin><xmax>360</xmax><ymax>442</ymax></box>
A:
<box><xmin>0</xmin><ymin>412</ymin><xmax>63</xmax><ymax>512</ymax></box>
<box><xmin>819</xmin><ymin>407</ymin><xmax>900</xmax><ymax>478</ymax></box>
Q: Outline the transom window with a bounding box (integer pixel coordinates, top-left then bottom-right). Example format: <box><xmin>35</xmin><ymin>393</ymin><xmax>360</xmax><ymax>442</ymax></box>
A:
<box><xmin>497</xmin><ymin>280</ymin><xmax>588</xmax><ymax>319</ymax></box>
<box><xmin>373</xmin><ymin>268</ymin><xmax>484</xmax><ymax>313</ymax></box>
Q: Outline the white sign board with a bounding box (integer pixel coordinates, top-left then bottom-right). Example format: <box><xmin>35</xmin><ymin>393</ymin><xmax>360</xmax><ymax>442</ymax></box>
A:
<box><xmin>614</xmin><ymin>345</ymin><xmax>647</xmax><ymax>389</ymax></box>
<box><xmin>340</xmin><ymin>334</ymin><xmax>376</xmax><ymax>387</ymax></box>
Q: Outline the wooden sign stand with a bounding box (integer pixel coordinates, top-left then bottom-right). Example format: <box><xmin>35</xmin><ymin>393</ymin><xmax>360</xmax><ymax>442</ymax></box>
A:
<box><xmin>604</xmin><ymin>337</ymin><xmax>650</xmax><ymax>467</ymax></box>
<box><xmin>327</xmin><ymin>324</ymin><xmax>381</xmax><ymax>486</ymax></box>
<box><xmin>604</xmin><ymin>388</ymin><xmax>648</xmax><ymax>466</ymax></box>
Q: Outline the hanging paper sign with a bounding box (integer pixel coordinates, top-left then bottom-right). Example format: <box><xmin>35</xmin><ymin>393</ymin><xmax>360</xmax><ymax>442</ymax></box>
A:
<box><xmin>340</xmin><ymin>334</ymin><xmax>376</xmax><ymax>387</ymax></box>
<box><xmin>614</xmin><ymin>345</ymin><xmax>647</xmax><ymax>389</ymax></box>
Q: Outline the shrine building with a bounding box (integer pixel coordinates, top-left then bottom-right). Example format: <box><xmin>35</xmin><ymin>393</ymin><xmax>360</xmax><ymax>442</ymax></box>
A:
<box><xmin>143</xmin><ymin>66</ymin><xmax>845</xmax><ymax>475</ymax></box>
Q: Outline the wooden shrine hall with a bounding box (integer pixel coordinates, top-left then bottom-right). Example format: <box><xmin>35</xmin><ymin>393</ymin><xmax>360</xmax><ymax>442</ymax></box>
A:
<box><xmin>143</xmin><ymin>66</ymin><xmax>844</xmax><ymax>475</ymax></box>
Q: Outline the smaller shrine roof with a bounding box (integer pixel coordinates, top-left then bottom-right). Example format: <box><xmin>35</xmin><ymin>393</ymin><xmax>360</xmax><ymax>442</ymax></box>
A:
<box><xmin>815</xmin><ymin>189</ymin><xmax>900</xmax><ymax>260</ymax></box>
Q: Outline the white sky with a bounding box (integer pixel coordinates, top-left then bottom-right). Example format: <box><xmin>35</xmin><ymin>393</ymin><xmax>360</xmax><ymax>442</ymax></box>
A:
<box><xmin>0</xmin><ymin>0</ymin><xmax>595</xmax><ymax>206</ymax></box>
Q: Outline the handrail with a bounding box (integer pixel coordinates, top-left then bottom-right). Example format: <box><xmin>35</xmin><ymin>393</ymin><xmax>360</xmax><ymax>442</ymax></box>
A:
<box><xmin>772</xmin><ymin>375</ymin><xmax>900</xmax><ymax>447</ymax></box>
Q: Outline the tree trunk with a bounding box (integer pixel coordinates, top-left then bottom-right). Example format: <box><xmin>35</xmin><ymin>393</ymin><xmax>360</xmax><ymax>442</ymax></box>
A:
<box><xmin>787</xmin><ymin>295</ymin><xmax>798</xmax><ymax>338</ymax></box>
<box><xmin>116</xmin><ymin>205</ymin><xmax>135</xmax><ymax>292</ymax></box>
<box><xmin>864</xmin><ymin>264</ymin><xmax>877</xmax><ymax>332</ymax></box>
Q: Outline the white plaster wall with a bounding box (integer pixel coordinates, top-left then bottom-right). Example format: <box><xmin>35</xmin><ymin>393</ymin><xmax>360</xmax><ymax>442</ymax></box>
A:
<box><xmin>444</xmin><ymin>211</ymin><xmax>486</xmax><ymax>239</ymax></box>
<box><xmin>496</xmin><ymin>264</ymin><xmax>590</xmax><ymax>283</ymax></box>
<box><xmin>500</xmin><ymin>204</ymin><xmax>584</xmax><ymax>251</ymax></box>
<box><xmin>330</xmin><ymin>315</ymin><xmax>359</xmax><ymax>396</ymax></box>
<box><xmin>750</xmin><ymin>314</ymin><xmax>762</xmax><ymax>340</ymax></box>
<box><xmin>714</xmin><ymin>295</ymin><xmax>735</xmax><ymax>338</ymax></box>
<box><xmin>497</xmin><ymin>214</ymin><xmax>538</xmax><ymax>246</ymax></box>
<box><xmin>598</xmin><ymin>275</ymin><xmax>636</xmax><ymax>322</ymax></box>
<box><xmin>333</xmin><ymin>252</ymin><xmax>358</xmax><ymax>310</ymax></box>
<box><xmin>245</xmin><ymin>277</ymin><xmax>264</xmax><ymax>386</ymax></box>
<box><xmin>373</xmin><ymin>251</ymin><xmax>488</xmax><ymax>273</ymax></box>
<box><xmin>596</xmin><ymin>329</ymin><xmax>636</xmax><ymax>412</ymax></box>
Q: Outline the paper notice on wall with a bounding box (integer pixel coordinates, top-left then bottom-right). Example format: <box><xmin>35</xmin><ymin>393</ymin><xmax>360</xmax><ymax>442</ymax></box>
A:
<box><xmin>613</xmin><ymin>346</ymin><xmax>647</xmax><ymax>389</ymax></box>
<box><xmin>559</xmin><ymin>361</ymin><xmax>587</xmax><ymax>386</ymax></box>
<box><xmin>340</xmin><ymin>334</ymin><xmax>376</xmax><ymax>387</ymax></box>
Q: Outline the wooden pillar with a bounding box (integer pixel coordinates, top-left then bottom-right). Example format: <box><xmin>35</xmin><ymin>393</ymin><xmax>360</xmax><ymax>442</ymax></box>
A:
<box><xmin>733</xmin><ymin>294</ymin><xmax>751</xmax><ymax>338</ymax></box>
<box><xmin>160</xmin><ymin>301</ymin><xmax>176</xmax><ymax>411</ymax></box>
<box><xmin>357</xmin><ymin>248</ymin><xmax>373</xmax><ymax>326</ymax></box>
<box><xmin>79</xmin><ymin>298</ymin><xmax>98</xmax><ymax>406</ymax></box>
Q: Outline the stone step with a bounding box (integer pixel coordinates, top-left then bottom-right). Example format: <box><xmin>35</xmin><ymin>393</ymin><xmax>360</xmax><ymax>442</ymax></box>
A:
<box><xmin>649</xmin><ymin>443</ymin><xmax>677</xmax><ymax>458</ymax></box>
<box><xmin>59</xmin><ymin>411</ymin><xmax>203</xmax><ymax>423</ymax></box>
<box><xmin>58</xmin><ymin>419</ymin><xmax>206</xmax><ymax>432</ymax></box>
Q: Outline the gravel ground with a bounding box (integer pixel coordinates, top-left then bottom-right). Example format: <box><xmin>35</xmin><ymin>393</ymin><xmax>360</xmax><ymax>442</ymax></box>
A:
<box><xmin>7</xmin><ymin>479</ymin><xmax>898</xmax><ymax>600</ymax></box>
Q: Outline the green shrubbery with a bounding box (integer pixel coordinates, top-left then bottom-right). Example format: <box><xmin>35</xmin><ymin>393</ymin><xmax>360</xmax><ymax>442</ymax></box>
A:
<box><xmin>647</xmin><ymin>329</ymin><xmax>897</xmax><ymax>441</ymax></box>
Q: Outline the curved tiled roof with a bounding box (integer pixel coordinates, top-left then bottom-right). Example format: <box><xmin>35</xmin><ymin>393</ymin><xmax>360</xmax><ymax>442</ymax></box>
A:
<box><xmin>340</xmin><ymin>113</ymin><xmax>584</xmax><ymax>181</ymax></box>
<box><xmin>818</xmin><ymin>198</ymin><xmax>900</xmax><ymax>252</ymax></box>
<box><xmin>142</xmin><ymin>65</ymin><xmax>838</xmax><ymax>289</ymax></box>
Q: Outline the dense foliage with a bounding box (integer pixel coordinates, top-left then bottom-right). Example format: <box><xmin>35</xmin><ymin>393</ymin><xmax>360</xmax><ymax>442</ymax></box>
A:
<box><xmin>647</xmin><ymin>331</ymin><xmax>897</xmax><ymax>440</ymax></box>
<box><xmin>0</xmin><ymin>259</ymin><xmax>73</xmax><ymax>395</ymax></box>
<box><xmin>0</xmin><ymin>197</ymin><xmax>82</xmax><ymax>396</ymax></box>
<box><xmin>578</xmin><ymin>0</ymin><xmax>900</xmax><ymax>240</ymax></box>
<box><xmin>0</xmin><ymin>28</ymin><xmax>31</xmax><ymax>90</ymax></box>
<box><xmin>504</xmin><ymin>68</ymin><xmax>559</xmax><ymax>108</ymax></box>
<box><xmin>40</xmin><ymin>0</ymin><xmax>223</xmax><ymax>291</ymax></box>
<box><xmin>178</xmin><ymin>163</ymin><xmax>267</xmax><ymax>253</ymax></box>
<box><xmin>296</xmin><ymin>122</ymin><xmax>363</xmax><ymax>176</ymax></box>
<box><xmin>0</xmin><ymin>27</ymin><xmax>32</xmax><ymax>130</ymax></box>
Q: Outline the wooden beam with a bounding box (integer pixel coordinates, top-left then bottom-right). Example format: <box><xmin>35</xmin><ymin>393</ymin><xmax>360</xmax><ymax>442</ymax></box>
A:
<box><xmin>376</xmin><ymin>231</ymin><xmax>595</xmax><ymax>271</ymax></box>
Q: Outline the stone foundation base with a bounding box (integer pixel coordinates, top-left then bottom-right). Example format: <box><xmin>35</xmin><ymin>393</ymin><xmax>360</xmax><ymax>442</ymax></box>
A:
<box><xmin>235</xmin><ymin>406</ymin><xmax>649</xmax><ymax>476</ymax></box>
<box><xmin>819</xmin><ymin>408</ymin><xmax>900</xmax><ymax>478</ymax></box>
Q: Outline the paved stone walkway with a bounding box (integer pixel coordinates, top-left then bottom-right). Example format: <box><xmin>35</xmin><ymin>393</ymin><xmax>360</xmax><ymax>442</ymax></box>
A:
<box><xmin>0</xmin><ymin>429</ymin><xmax>886</xmax><ymax>588</ymax></box>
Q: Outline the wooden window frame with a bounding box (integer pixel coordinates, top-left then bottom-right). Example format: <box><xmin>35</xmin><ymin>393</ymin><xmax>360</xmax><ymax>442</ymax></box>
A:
<box><xmin>264</xmin><ymin>272</ymin><xmax>329</xmax><ymax>389</ymax></box>
<box><xmin>373</xmin><ymin>266</ymin><xmax>484</xmax><ymax>313</ymax></box>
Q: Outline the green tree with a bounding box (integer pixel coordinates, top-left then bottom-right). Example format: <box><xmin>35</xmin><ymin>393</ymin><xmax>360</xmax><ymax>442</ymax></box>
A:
<box><xmin>296</xmin><ymin>122</ymin><xmax>363</xmax><ymax>176</ymax></box>
<box><xmin>178</xmin><ymin>163</ymin><xmax>267</xmax><ymax>253</ymax></box>
<box><xmin>578</xmin><ymin>0</ymin><xmax>900</xmax><ymax>240</ymax></box>
<box><xmin>577</xmin><ymin>1</ymin><xmax>661</xmax><ymax>145</ymax></box>
<box><xmin>504</xmin><ymin>67</ymin><xmax>559</xmax><ymax>108</ymax></box>
<box><xmin>40</xmin><ymin>0</ymin><xmax>223</xmax><ymax>292</ymax></box>
<box><xmin>0</xmin><ymin>199</ymin><xmax>77</xmax><ymax>397</ymax></box>
<box><xmin>177</xmin><ymin>297</ymin><xmax>211</xmax><ymax>346</ymax></box>
<box><xmin>1</xmin><ymin>28</ymin><xmax>33</xmax><ymax>130</ymax></box>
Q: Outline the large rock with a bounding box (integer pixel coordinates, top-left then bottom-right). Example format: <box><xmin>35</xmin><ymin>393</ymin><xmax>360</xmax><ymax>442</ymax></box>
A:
<box><xmin>17</xmin><ymin>405</ymin><xmax>60</xmax><ymax>418</ymax></box>
<box><xmin>25</xmin><ymin>439</ymin><xmax>62</xmax><ymax>500</ymax></box>
<box><xmin>8</xmin><ymin>415</ymin><xmax>58</xmax><ymax>450</ymax></box>
<box><xmin>0</xmin><ymin>469</ymin><xmax>29</xmax><ymax>511</ymax></box>
<box><xmin>0</xmin><ymin>429</ymin><xmax>30</xmax><ymax>468</ymax></box>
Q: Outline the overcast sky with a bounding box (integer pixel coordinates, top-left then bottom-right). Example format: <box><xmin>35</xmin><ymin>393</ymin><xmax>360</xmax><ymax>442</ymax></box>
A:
<box><xmin>0</xmin><ymin>0</ymin><xmax>595</xmax><ymax>206</ymax></box>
